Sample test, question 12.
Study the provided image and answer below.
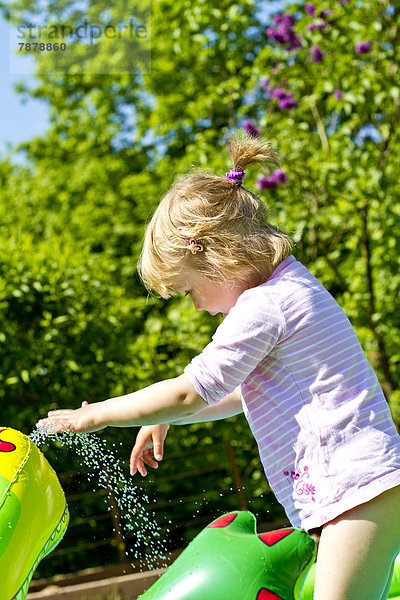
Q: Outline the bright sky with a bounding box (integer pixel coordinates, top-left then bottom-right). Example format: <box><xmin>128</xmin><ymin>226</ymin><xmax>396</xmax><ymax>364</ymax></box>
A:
<box><xmin>0</xmin><ymin>15</ymin><xmax>50</xmax><ymax>165</ymax></box>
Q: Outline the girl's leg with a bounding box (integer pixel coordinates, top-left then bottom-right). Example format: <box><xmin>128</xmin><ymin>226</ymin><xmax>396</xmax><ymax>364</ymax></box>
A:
<box><xmin>313</xmin><ymin>484</ymin><xmax>400</xmax><ymax>600</ymax></box>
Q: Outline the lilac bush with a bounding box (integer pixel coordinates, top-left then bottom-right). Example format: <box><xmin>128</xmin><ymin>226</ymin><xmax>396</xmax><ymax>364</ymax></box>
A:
<box><xmin>241</xmin><ymin>0</ymin><xmax>400</xmax><ymax>403</ymax></box>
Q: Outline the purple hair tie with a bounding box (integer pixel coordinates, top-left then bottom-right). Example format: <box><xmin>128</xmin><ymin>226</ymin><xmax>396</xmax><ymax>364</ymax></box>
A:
<box><xmin>226</xmin><ymin>169</ymin><xmax>245</xmax><ymax>187</ymax></box>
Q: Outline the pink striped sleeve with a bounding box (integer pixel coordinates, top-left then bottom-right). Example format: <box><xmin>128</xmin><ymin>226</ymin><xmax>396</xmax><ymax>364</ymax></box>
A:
<box><xmin>183</xmin><ymin>289</ymin><xmax>285</xmax><ymax>405</ymax></box>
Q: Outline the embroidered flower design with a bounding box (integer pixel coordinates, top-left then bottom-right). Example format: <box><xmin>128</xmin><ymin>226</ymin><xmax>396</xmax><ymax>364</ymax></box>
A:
<box><xmin>284</xmin><ymin>465</ymin><xmax>316</xmax><ymax>502</ymax></box>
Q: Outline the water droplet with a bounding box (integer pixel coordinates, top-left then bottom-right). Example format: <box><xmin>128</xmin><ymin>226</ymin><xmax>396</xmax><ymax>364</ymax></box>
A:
<box><xmin>29</xmin><ymin>427</ymin><xmax>169</xmax><ymax>570</ymax></box>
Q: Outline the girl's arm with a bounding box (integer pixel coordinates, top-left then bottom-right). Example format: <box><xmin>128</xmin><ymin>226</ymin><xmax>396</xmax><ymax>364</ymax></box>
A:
<box><xmin>170</xmin><ymin>386</ymin><xmax>243</xmax><ymax>424</ymax></box>
<box><xmin>129</xmin><ymin>387</ymin><xmax>243</xmax><ymax>476</ymax></box>
<box><xmin>36</xmin><ymin>374</ymin><xmax>207</xmax><ymax>433</ymax></box>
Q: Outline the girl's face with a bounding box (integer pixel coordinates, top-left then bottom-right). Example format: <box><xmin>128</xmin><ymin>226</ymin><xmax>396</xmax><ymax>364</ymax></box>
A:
<box><xmin>175</xmin><ymin>269</ymin><xmax>257</xmax><ymax>318</ymax></box>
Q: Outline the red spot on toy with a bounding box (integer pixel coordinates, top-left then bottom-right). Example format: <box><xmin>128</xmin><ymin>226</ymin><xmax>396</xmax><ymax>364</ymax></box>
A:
<box><xmin>0</xmin><ymin>428</ymin><xmax>16</xmax><ymax>453</ymax></box>
<box><xmin>256</xmin><ymin>589</ymin><xmax>284</xmax><ymax>599</ymax></box>
<box><xmin>208</xmin><ymin>513</ymin><xmax>238</xmax><ymax>528</ymax></box>
<box><xmin>259</xmin><ymin>529</ymin><xmax>294</xmax><ymax>546</ymax></box>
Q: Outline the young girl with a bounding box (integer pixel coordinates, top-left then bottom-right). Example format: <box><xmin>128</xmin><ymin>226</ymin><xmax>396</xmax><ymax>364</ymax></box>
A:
<box><xmin>37</xmin><ymin>133</ymin><xmax>400</xmax><ymax>600</ymax></box>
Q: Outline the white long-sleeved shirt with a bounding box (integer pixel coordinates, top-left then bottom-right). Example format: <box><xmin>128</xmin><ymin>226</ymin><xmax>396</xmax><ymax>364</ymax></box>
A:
<box><xmin>184</xmin><ymin>255</ymin><xmax>400</xmax><ymax>529</ymax></box>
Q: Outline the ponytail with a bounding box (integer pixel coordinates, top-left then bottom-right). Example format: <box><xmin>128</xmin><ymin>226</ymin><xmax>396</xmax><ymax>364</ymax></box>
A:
<box><xmin>229</xmin><ymin>131</ymin><xmax>281</xmax><ymax>173</ymax></box>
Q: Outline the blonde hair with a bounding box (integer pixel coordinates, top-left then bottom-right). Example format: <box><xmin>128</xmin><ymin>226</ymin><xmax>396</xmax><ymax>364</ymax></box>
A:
<box><xmin>137</xmin><ymin>131</ymin><xmax>293</xmax><ymax>299</ymax></box>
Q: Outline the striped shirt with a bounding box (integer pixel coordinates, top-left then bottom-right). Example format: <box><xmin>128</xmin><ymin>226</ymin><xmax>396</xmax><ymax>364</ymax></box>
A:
<box><xmin>183</xmin><ymin>255</ymin><xmax>400</xmax><ymax>530</ymax></box>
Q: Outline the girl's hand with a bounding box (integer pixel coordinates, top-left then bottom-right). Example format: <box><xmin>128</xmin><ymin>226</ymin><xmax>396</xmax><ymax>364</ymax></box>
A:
<box><xmin>130</xmin><ymin>424</ymin><xmax>170</xmax><ymax>477</ymax></box>
<box><xmin>36</xmin><ymin>401</ymin><xmax>106</xmax><ymax>434</ymax></box>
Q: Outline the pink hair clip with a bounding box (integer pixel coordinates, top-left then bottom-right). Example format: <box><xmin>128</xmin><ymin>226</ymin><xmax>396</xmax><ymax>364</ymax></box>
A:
<box><xmin>178</xmin><ymin>228</ymin><xmax>204</xmax><ymax>255</ymax></box>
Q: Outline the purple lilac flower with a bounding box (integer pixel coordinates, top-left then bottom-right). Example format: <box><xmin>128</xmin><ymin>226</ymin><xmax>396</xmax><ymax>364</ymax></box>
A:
<box><xmin>243</xmin><ymin>119</ymin><xmax>260</xmax><ymax>138</ymax></box>
<box><xmin>279</xmin><ymin>96</ymin><xmax>298</xmax><ymax>110</ymax></box>
<box><xmin>266</xmin><ymin>28</ymin><xmax>287</xmax><ymax>44</ymax></box>
<box><xmin>262</xmin><ymin>169</ymin><xmax>290</xmax><ymax>189</ymax></box>
<box><xmin>272</xmin><ymin>169</ymin><xmax>289</xmax><ymax>183</ymax></box>
<box><xmin>287</xmin><ymin>32</ymin><xmax>302</xmax><ymax>51</ymax></box>
<box><xmin>257</xmin><ymin>177</ymin><xmax>278</xmax><ymax>190</ymax></box>
<box><xmin>271</xmin><ymin>88</ymin><xmax>288</xmax><ymax>100</ymax></box>
<box><xmin>355</xmin><ymin>41</ymin><xmax>371</xmax><ymax>54</ymax></box>
<box><xmin>306</xmin><ymin>21</ymin><xmax>328</xmax><ymax>31</ymax></box>
<box><xmin>268</xmin><ymin>86</ymin><xmax>298</xmax><ymax>110</ymax></box>
<box><xmin>320</xmin><ymin>9</ymin><xmax>334</xmax><ymax>18</ymax></box>
<box><xmin>305</xmin><ymin>3</ymin><xmax>316</xmax><ymax>16</ymax></box>
<box><xmin>273</xmin><ymin>14</ymin><xmax>295</xmax><ymax>27</ymax></box>
<box><xmin>266</xmin><ymin>12</ymin><xmax>302</xmax><ymax>51</ymax></box>
<box><xmin>333</xmin><ymin>89</ymin><xmax>342</xmax><ymax>101</ymax></box>
<box><xmin>311</xmin><ymin>44</ymin><xmax>325</xmax><ymax>63</ymax></box>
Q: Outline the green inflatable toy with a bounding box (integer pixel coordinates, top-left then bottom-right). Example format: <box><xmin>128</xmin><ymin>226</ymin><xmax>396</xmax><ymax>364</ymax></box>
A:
<box><xmin>139</xmin><ymin>509</ymin><xmax>400</xmax><ymax>600</ymax></box>
<box><xmin>139</xmin><ymin>511</ymin><xmax>316</xmax><ymax>600</ymax></box>
<box><xmin>0</xmin><ymin>427</ymin><xmax>69</xmax><ymax>600</ymax></box>
<box><xmin>389</xmin><ymin>557</ymin><xmax>400</xmax><ymax>599</ymax></box>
